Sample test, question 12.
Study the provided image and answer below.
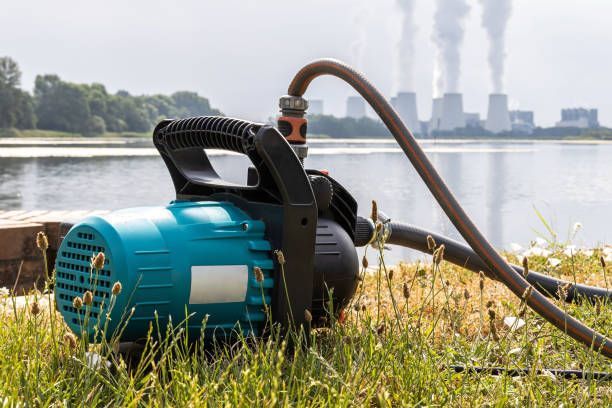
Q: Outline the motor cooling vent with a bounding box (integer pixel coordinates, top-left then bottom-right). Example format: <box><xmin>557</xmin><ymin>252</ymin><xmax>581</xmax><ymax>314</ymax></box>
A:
<box><xmin>55</xmin><ymin>227</ymin><xmax>113</xmax><ymax>332</ymax></box>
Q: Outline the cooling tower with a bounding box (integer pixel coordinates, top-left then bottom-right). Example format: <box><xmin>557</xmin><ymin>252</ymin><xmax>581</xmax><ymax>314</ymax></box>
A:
<box><xmin>392</xmin><ymin>92</ymin><xmax>419</xmax><ymax>133</ymax></box>
<box><xmin>429</xmin><ymin>97</ymin><xmax>444</xmax><ymax>133</ymax></box>
<box><xmin>439</xmin><ymin>93</ymin><xmax>465</xmax><ymax>131</ymax></box>
<box><xmin>485</xmin><ymin>94</ymin><xmax>511</xmax><ymax>133</ymax></box>
<box><xmin>346</xmin><ymin>96</ymin><xmax>366</xmax><ymax>119</ymax></box>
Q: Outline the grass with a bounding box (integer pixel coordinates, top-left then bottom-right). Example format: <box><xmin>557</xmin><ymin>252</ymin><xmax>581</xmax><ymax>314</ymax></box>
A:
<box><xmin>0</xmin><ymin>234</ymin><xmax>610</xmax><ymax>406</ymax></box>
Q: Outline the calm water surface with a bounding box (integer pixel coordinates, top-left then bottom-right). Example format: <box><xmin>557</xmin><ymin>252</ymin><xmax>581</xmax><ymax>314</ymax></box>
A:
<box><xmin>1</xmin><ymin>138</ymin><xmax>610</xmax><ymax>263</ymax></box>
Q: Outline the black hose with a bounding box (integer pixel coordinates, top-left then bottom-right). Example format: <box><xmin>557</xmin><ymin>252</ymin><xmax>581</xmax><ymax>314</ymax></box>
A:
<box><xmin>383</xmin><ymin>219</ymin><xmax>611</xmax><ymax>304</ymax></box>
<box><xmin>448</xmin><ymin>365</ymin><xmax>611</xmax><ymax>381</ymax></box>
<box><xmin>287</xmin><ymin>58</ymin><xmax>611</xmax><ymax>358</ymax></box>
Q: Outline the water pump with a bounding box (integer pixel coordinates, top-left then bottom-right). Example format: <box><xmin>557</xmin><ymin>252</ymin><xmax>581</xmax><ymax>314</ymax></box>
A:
<box><xmin>55</xmin><ymin>59</ymin><xmax>611</xmax><ymax>363</ymax></box>
<box><xmin>54</xmin><ymin>115</ymin><xmax>365</xmax><ymax>341</ymax></box>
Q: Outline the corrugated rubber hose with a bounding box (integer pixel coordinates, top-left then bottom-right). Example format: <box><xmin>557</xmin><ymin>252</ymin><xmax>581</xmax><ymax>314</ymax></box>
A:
<box><xmin>287</xmin><ymin>58</ymin><xmax>611</xmax><ymax>358</ymax></box>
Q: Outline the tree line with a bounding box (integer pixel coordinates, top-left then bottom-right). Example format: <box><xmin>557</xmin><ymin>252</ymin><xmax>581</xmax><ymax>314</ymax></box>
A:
<box><xmin>0</xmin><ymin>57</ymin><xmax>221</xmax><ymax>136</ymax></box>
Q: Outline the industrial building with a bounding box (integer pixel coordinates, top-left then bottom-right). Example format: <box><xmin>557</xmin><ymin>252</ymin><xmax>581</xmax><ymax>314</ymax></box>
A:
<box><xmin>464</xmin><ymin>112</ymin><xmax>481</xmax><ymax>128</ymax></box>
<box><xmin>346</xmin><ymin>96</ymin><xmax>366</xmax><ymax>119</ymax></box>
<box><xmin>390</xmin><ymin>92</ymin><xmax>419</xmax><ymax>134</ymax></box>
<box><xmin>439</xmin><ymin>93</ymin><xmax>466</xmax><ymax>131</ymax></box>
<box><xmin>485</xmin><ymin>94</ymin><xmax>511</xmax><ymax>134</ymax></box>
<box><xmin>429</xmin><ymin>97</ymin><xmax>444</xmax><ymax>133</ymax></box>
<box><xmin>308</xmin><ymin>99</ymin><xmax>324</xmax><ymax>115</ymax></box>
<box><xmin>510</xmin><ymin>110</ymin><xmax>535</xmax><ymax>134</ymax></box>
<box><xmin>556</xmin><ymin>108</ymin><xmax>599</xmax><ymax>128</ymax></box>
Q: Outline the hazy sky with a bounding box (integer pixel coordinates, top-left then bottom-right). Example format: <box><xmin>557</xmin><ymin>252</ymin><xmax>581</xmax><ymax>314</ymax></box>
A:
<box><xmin>3</xmin><ymin>0</ymin><xmax>612</xmax><ymax>126</ymax></box>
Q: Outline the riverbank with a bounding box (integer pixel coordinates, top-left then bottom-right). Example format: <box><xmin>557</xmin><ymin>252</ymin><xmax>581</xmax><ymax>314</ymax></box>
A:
<box><xmin>2</xmin><ymin>127</ymin><xmax>612</xmax><ymax>142</ymax></box>
<box><xmin>0</xmin><ymin>128</ymin><xmax>149</xmax><ymax>139</ymax></box>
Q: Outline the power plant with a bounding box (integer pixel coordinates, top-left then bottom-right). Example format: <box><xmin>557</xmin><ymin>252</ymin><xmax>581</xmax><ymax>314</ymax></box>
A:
<box><xmin>429</xmin><ymin>97</ymin><xmax>444</xmax><ymax>132</ymax></box>
<box><xmin>485</xmin><ymin>94</ymin><xmax>511</xmax><ymax>133</ymax></box>
<box><xmin>390</xmin><ymin>92</ymin><xmax>419</xmax><ymax>134</ymax></box>
<box><xmin>439</xmin><ymin>93</ymin><xmax>466</xmax><ymax>131</ymax></box>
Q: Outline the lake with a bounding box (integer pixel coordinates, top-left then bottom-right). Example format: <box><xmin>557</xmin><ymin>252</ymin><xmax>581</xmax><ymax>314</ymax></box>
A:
<box><xmin>1</xmin><ymin>137</ymin><xmax>611</xmax><ymax>263</ymax></box>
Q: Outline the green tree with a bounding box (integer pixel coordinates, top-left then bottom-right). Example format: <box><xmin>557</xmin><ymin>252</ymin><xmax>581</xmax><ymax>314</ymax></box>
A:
<box><xmin>171</xmin><ymin>91</ymin><xmax>222</xmax><ymax>117</ymax></box>
<box><xmin>0</xmin><ymin>56</ymin><xmax>36</xmax><ymax>129</ymax></box>
<box><xmin>34</xmin><ymin>74</ymin><xmax>92</xmax><ymax>133</ymax></box>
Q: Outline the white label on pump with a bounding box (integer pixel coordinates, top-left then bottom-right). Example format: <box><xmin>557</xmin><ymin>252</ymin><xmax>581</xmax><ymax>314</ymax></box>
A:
<box><xmin>189</xmin><ymin>265</ymin><xmax>248</xmax><ymax>304</ymax></box>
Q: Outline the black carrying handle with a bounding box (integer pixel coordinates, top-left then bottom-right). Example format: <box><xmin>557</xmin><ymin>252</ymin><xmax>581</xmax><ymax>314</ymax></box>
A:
<box><xmin>153</xmin><ymin>115</ymin><xmax>314</xmax><ymax>205</ymax></box>
<box><xmin>154</xmin><ymin>116</ymin><xmax>270</xmax><ymax>199</ymax></box>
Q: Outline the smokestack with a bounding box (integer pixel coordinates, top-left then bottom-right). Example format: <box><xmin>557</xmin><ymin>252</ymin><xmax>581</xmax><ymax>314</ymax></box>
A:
<box><xmin>346</xmin><ymin>96</ymin><xmax>366</xmax><ymax>119</ymax></box>
<box><xmin>429</xmin><ymin>97</ymin><xmax>444</xmax><ymax>133</ymax></box>
<box><xmin>440</xmin><ymin>93</ymin><xmax>465</xmax><ymax>131</ymax></box>
<box><xmin>485</xmin><ymin>93</ymin><xmax>511</xmax><ymax>133</ymax></box>
<box><xmin>392</xmin><ymin>92</ymin><xmax>419</xmax><ymax>133</ymax></box>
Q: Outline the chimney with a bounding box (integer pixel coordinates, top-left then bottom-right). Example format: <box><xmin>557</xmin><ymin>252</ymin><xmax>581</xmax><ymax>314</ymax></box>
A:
<box><xmin>485</xmin><ymin>93</ymin><xmax>511</xmax><ymax>133</ymax></box>
<box><xmin>429</xmin><ymin>97</ymin><xmax>444</xmax><ymax>133</ymax></box>
<box><xmin>392</xmin><ymin>92</ymin><xmax>419</xmax><ymax>134</ymax></box>
<box><xmin>346</xmin><ymin>96</ymin><xmax>366</xmax><ymax>119</ymax></box>
<box><xmin>440</xmin><ymin>93</ymin><xmax>465</xmax><ymax>131</ymax></box>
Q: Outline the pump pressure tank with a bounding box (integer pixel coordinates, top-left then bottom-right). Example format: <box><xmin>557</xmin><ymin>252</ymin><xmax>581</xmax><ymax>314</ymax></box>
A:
<box><xmin>54</xmin><ymin>201</ymin><xmax>273</xmax><ymax>341</ymax></box>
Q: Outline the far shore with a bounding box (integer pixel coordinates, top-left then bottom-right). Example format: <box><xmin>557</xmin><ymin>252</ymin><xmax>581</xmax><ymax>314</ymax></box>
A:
<box><xmin>1</xmin><ymin>128</ymin><xmax>611</xmax><ymax>144</ymax></box>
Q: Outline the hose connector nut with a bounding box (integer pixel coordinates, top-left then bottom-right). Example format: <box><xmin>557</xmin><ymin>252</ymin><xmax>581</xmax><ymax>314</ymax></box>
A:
<box><xmin>279</xmin><ymin>95</ymin><xmax>308</xmax><ymax>115</ymax></box>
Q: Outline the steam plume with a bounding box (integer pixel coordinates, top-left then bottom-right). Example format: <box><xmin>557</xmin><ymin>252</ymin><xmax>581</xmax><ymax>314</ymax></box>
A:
<box><xmin>350</xmin><ymin>3</ymin><xmax>369</xmax><ymax>71</ymax></box>
<box><xmin>431</xmin><ymin>0</ymin><xmax>470</xmax><ymax>97</ymax></box>
<box><xmin>396</xmin><ymin>0</ymin><xmax>417</xmax><ymax>92</ymax></box>
<box><xmin>480</xmin><ymin>0</ymin><xmax>513</xmax><ymax>93</ymax></box>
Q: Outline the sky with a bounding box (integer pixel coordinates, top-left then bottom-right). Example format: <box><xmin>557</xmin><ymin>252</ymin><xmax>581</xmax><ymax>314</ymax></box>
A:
<box><xmin>2</xmin><ymin>0</ymin><xmax>612</xmax><ymax>127</ymax></box>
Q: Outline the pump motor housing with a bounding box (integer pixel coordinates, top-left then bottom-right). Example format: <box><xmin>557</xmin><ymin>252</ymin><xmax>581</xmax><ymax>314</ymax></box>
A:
<box><xmin>55</xmin><ymin>116</ymin><xmax>360</xmax><ymax>341</ymax></box>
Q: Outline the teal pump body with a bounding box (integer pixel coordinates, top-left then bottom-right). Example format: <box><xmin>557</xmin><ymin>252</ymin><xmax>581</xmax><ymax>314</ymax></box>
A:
<box><xmin>55</xmin><ymin>200</ymin><xmax>274</xmax><ymax>341</ymax></box>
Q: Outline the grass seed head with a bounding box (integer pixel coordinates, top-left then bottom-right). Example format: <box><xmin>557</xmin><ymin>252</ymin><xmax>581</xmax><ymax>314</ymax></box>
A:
<box><xmin>403</xmin><ymin>282</ymin><xmax>410</xmax><ymax>299</ymax></box>
<box><xmin>254</xmin><ymin>266</ymin><xmax>264</xmax><ymax>283</ymax></box>
<box><xmin>558</xmin><ymin>282</ymin><xmax>572</xmax><ymax>301</ymax></box>
<box><xmin>275</xmin><ymin>250</ymin><xmax>286</xmax><ymax>265</ymax></box>
<box><xmin>463</xmin><ymin>288</ymin><xmax>470</xmax><ymax>300</ymax></box>
<box><xmin>83</xmin><ymin>290</ymin><xmax>93</xmax><ymax>306</ymax></box>
<box><xmin>304</xmin><ymin>309</ymin><xmax>312</xmax><ymax>323</ymax></box>
<box><xmin>91</xmin><ymin>252</ymin><xmax>105</xmax><ymax>270</ymax></box>
<box><xmin>73</xmin><ymin>296</ymin><xmax>83</xmax><ymax>309</ymax></box>
<box><xmin>30</xmin><ymin>301</ymin><xmax>41</xmax><ymax>316</ymax></box>
<box><xmin>112</xmin><ymin>281</ymin><xmax>122</xmax><ymax>296</ymax></box>
<box><xmin>36</xmin><ymin>231</ymin><xmax>49</xmax><ymax>251</ymax></box>
<box><xmin>479</xmin><ymin>271</ymin><xmax>485</xmax><ymax>291</ymax></box>
<box><xmin>433</xmin><ymin>244</ymin><xmax>445</xmax><ymax>265</ymax></box>
<box><xmin>388</xmin><ymin>269</ymin><xmax>394</xmax><ymax>280</ymax></box>
<box><xmin>426</xmin><ymin>235</ymin><xmax>436</xmax><ymax>251</ymax></box>
<box><xmin>63</xmin><ymin>332</ymin><xmax>77</xmax><ymax>349</ymax></box>
<box><xmin>601</xmin><ymin>255</ymin><xmax>606</xmax><ymax>269</ymax></box>
<box><xmin>489</xmin><ymin>319</ymin><xmax>499</xmax><ymax>341</ymax></box>
<box><xmin>522</xmin><ymin>286</ymin><xmax>533</xmax><ymax>300</ymax></box>
<box><xmin>362</xmin><ymin>256</ymin><xmax>368</xmax><ymax>269</ymax></box>
<box><xmin>370</xmin><ymin>200</ymin><xmax>378</xmax><ymax>223</ymax></box>
<box><xmin>522</xmin><ymin>256</ymin><xmax>530</xmax><ymax>277</ymax></box>
<box><xmin>487</xmin><ymin>308</ymin><xmax>496</xmax><ymax>320</ymax></box>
